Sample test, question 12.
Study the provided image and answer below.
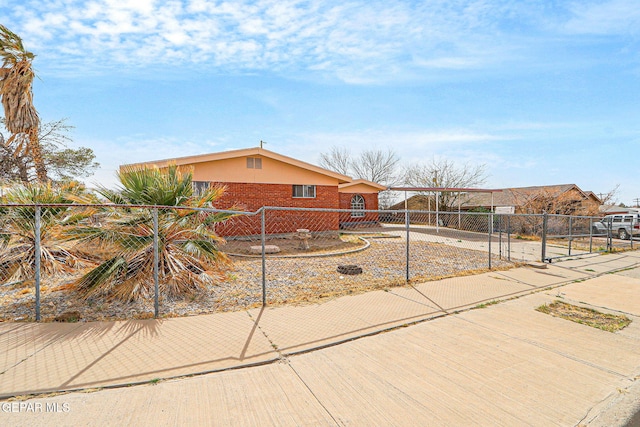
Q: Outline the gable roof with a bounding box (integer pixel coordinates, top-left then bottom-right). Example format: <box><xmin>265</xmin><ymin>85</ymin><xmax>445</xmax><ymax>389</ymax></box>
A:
<box><xmin>461</xmin><ymin>184</ymin><xmax>595</xmax><ymax>208</ymax></box>
<box><xmin>122</xmin><ymin>147</ymin><xmax>353</xmax><ymax>184</ymax></box>
<box><xmin>583</xmin><ymin>191</ymin><xmax>602</xmax><ymax>204</ymax></box>
<box><xmin>338</xmin><ymin>179</ymin><xmax>387</xmax><ymax>192</ymax></box>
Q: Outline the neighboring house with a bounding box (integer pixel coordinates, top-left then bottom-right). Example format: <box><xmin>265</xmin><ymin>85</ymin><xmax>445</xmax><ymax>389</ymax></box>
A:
<box><xmin>387</xmin><ymin>194</ymin><xmax>438</xmax><ymax>211</ymax></box>
<box><xmin>600</xmin><ymin>205</ymin><xmax>640</xmax><ymax>216</ymax></box>
<box><xmin>460</xmin><ymin>184</ymin><xmax>602</xmax><ymax>215</ymax></box>
<box><xmin>121</xmin><ymin>147</ymin><xmax>385</xmax><ymax>234</ymax></box>
<box><xmin>385</xmin><ymin>184</ymin><xmax>601</xmax><ymax>216</ymax></box>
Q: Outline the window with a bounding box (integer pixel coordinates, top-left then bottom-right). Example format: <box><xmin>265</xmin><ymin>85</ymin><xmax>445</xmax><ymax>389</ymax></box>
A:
<box><xmin>192</xmin><ymin>181</ymin><xmax>210</xmax><ymax>196</ymax></box>
<box><xmin>247</xmin><ymin>157</ymin><xmax>262</xmax><ymax>169</ymax></box>
<box><xmin>350</xmin><ymin>194</ymin><xmax>365</xmax><ymax>217</ymax></box>
<box><xmin>292</xmin><ymin>185</ymin><xmax>316</xmax><ymax>198</ymax></box>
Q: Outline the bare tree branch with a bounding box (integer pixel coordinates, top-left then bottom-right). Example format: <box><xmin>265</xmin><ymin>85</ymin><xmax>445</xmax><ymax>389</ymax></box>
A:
<box><xmin>319</xmin><ymin>146</ymin><xmax>351</xmax><ymax>176</ymax></box>
<box><xmin>319</xmin><ymin>145</ymin><xmax>401</xmax><ymax>186</ymax></box>
<box><xmin>403</xmin><ymin>158</ymin><xmax>487</xmax><ymax>211</ymax></box>
<box><xmin>351</xmin><ymin>148</ymin><xmax>401</xmax><ymax>186</ymax></box>
<box><xmin>0</xmin><ymin>117</ymin><xmax>99</xmax><ymax>183</ymax></box>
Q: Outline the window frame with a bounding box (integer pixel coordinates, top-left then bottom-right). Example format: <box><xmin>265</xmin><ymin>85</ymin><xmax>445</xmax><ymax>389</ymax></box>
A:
<box><xmin>350</xmin><ymin>194</ymin><xmax>366</xmax><ymax>218</ymax></box>
<box><xmin>192</xmin><ymin>181</ymin><xmax>210</xmax><ymax>196</ymax></box>
<box><xmin>246</xmin><ymin>157</ymin><xmax>262</xmax><ymax>169</ymax></box>
<box><xmin>292</xmin><ymin>185</ymin><xmax>316</xmax><ymax>198</ymax></box>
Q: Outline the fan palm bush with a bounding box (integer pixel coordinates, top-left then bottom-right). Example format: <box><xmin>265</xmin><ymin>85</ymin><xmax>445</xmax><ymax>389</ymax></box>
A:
<box><xmin>0</xmin><ymin>181</ymin><xmax>89</xmax><ymax>285</ymax></box>
<box><xmin>67</xmin><ymin>165</ymin><xmax>235</xmax><ymax>301</ymax></box>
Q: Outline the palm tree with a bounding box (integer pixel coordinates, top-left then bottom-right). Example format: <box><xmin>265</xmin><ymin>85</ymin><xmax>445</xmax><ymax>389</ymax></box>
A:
<box><xmin>0</xmin><ymin>24</ymin><xmax>47</xmax><ymax>182</ymax></box>
<box><xmin>0</xmin><ymin>181</ymin><xmax>89</xmax><ymax>285</ymax></box>
<box><xmin>67</xmin><ymin>165</ymin><xmax>235</xmax><ymax>301</ymax></box>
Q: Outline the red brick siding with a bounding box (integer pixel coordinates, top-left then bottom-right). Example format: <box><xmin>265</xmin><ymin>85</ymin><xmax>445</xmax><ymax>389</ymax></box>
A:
<box><xmin>338</xmin><ymin>193</ymin><xmax>380</xmax><ymax>228</ymax></box>
<box><xmin>214</xmin><ymin>182</ymin><xmax>339</xmax><ymax>211</ymax></box>
<box><xmin>212</xmin><ymin>182</ymin><xmax>340</xmax><ymax>236</ymax></box>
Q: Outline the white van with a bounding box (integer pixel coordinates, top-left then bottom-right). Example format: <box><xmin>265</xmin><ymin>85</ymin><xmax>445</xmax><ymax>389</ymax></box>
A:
<box><xmin>592</xmin><ymin>213</ymin><xmax>640</xmax><ymax>240</ymax></box>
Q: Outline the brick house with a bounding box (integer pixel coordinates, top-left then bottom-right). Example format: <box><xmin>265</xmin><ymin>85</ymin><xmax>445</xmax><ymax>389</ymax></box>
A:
<box><xmin>121</xmin><ymin>147</ymin><xmax>386</xmax><ymax>235</ymax></box>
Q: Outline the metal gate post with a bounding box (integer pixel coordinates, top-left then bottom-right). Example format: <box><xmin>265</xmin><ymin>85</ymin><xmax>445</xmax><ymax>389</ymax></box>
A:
<box><xmin>405</xmin><ymin>209</ymin><xmax>410</xmax><ymax>282</ymax></box>
<box><xmin>35</xmin><ymin>206</ymin><xmax>41</xmax><ymax>322</ymax></box>
<box><xmin>589</xmin><ymin>218</ymin><xmax>593</xmax><ymax>253</ymax></box>
<box><xmin>153</xmin><ymin>208</ymin><xmax>159</xmax><ymax>318</ymax></box>
<box><xmin>568</xmin><ymin>216</ymin><xmax>573</xmax><ymax>256</ymax></box>
<box><xmin>541</xmin><ymin>213</ymin><xmax>548</xmax><ymax>262</ymax></box>
<box><xmin>507</xmin><ymin>215</ymin><xmax>511</xmax><ymax>261</ymax></box>
<box><xmin>261</xmin><ymin>208</ymin><xmax>267</xmax><ymax>305</ymax></box>
<box><xmin>488</xmin><ymin>213</ymin><xmax>492</xmax><ymax>269</ymax></box>
<box><xmin>498</xmin><ymin>215</ymin><xmax>503</xmax><ymax>260</ymax></box>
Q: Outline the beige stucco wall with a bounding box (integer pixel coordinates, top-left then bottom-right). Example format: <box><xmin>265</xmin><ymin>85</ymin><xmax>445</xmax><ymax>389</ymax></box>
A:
<box><xmin>187</xmin><ymin>156</ymin><xmax>341</xmax><ymax>186</ymax></box>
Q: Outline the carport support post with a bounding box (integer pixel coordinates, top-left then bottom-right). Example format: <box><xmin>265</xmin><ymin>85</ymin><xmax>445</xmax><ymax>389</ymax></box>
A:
<box><xmin>153</xmin><ymin>208</ymin><xmax>159</xmax><ymax>318</ymax></box>
<box><xmin>541</xmin><ymin>212</ymin><xmax>548</xmax><ymax>263</ymax></box>
<box><xmin>405</xmin><ymin>209</ymin><xmax>410</xmax><ymax>282</ymax></box>
<box><xmin>35</xmin><ymin>205</ymin><xmax>41</xmax><ymax>322</ymax></box>
<box><xmin>261</xmin><ymin>208</ymin><xmax>267</xmax><ymax>306</ymax></box>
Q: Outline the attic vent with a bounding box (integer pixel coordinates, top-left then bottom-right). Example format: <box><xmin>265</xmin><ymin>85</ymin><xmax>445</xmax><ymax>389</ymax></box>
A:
<box><xmin>247</xmin><ymin>157</ymin><xmax>262</xmax><ymax>169</ymax></box>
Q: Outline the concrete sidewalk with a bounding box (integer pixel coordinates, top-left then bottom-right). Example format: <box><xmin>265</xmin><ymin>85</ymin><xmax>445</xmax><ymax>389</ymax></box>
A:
<box><xmin>1</xmin><ymin>250</ymin><xmax>639</xmax><ymax>426</ymax></box>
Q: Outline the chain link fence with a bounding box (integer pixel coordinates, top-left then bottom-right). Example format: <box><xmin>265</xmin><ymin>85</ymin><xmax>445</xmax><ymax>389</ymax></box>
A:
<box><xmin>542</xmin><ymin>213</ymin><xmax>636</xmax><ymax>261</ymax></box>
<box><xmin>0</xmin><ymin>204</ymin><xmax>635</xmax><ymax>321</ymax></box>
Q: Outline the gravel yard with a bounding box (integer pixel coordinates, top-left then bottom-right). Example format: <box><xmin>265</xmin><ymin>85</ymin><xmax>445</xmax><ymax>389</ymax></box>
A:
<box><xmin>0</xmin><ymin>238</ymin><xmax>513</xmax><ymax>322</ymax></box>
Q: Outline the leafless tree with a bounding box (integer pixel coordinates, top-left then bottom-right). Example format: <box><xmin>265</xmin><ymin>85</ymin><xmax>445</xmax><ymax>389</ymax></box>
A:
<box><xmin>319</xmin><ymin>145</ymin><xmax>400</xmax><ymax>186</ymax></box>
<box><xmin>319</xmin><ymin>146</ymin><xmax>401</xmax><ymax>208</ymax></box>
<box><xmin>403</xmin><ymin>158</ymin><xmax>487</xmax><ymax>211</ymax></box>
<box><xmin>351</xmin><ymin>148</ymin><xmax>401</xmax><ymax>186</ymax></box>
<box><xmin>319</xmin><ymin>146</ymin><xmax>351</xmax><ymax>176</ymax></box>
<box><xmin>0</xmin><ymin>118</ymin><xmax>99</xmax><ymax>183</ymax></box>
<box><xmin>597</xmin><ymin>185</ymin><xmax>619</xmax><ymax>208</ymax></box>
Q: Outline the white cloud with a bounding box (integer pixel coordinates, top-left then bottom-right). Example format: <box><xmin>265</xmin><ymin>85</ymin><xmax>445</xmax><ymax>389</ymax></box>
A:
<box><xmin>4</xmin><ymin>0</ymin><xmax>541</xmax><ymax>82</ymax></box>
<box><xmin>564</xmin><ymin>0</ymin><xmax>640</xmax><ymax>35</ymax></box>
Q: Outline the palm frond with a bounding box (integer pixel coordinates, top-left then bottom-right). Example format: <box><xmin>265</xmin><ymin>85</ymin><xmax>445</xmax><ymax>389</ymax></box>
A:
<box><xmin>74</xmin><ymin>256</ymin><xmax>127</xmax><ymax>297</ymax></box>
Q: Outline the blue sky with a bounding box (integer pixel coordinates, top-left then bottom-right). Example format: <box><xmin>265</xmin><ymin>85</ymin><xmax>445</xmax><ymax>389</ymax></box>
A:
<box><xmin>2</xmin><ymin>0</ymin><xmax>639</xmax><ymax>205</ymax></box>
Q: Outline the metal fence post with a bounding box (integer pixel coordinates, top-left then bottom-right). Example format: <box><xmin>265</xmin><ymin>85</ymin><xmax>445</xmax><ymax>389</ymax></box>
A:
<box><xmin>568</xmin><ymin>215</ymin><xmax>573</xmax><ymax>256</ymax></box>
<box><xmin>153</xmin><ymin>208</ymin><xmax>159</xmax><ymax>318</ymax></box>
<box><xmin>498</xmin><ymin>214</ymin><xmax>503</xmax><ymax>260</ymax></box>
<box><xmin>507</xmin><ymin>215</ymin><xmax>511</xmax><ymax>261</ymax></box>
<box><xmin>541</xmin><ymin>212</ymin><xmax>548</xmax><ymax>262</ymax></box>
<box><xmin>488</xmin><ymin>213</ymin><xmax>492</xmax><ymax>269</ymax></box>
<box><xmin>405</xmin><ymin>209</ymin><xmax>410</xmax><ymax>282</ymax></box>
<box><xmin>34</xmin><ymin>206</ymin><xmax>41</xmax><ymax>322</ymax></box>
<box><xmin>589</xmin><ymin>218</ymin><xmax>593</xmax><ymax>253</ymax></box>
<box><xmin>261</xmin><ymin>208</ymin><xmax>267</xmax><ymax>305</ymax></box>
